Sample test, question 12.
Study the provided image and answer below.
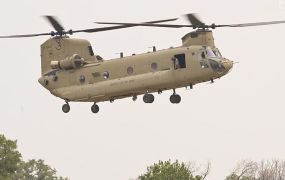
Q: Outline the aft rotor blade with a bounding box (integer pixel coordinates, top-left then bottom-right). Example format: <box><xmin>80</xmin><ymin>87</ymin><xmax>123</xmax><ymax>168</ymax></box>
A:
<box><xmin>74</xmin><ymin>18</ymin><xmax>179</xmax><ymax>33</ymax></box>
<box><xmin>44</xmin><ymin>16</ymin><xmax>65</xmax><ymax>32</ymax></box>
<box><xmin>95</xmin><ymin>22</ymin><xmax>192</xmax><ymax>28</ymax></box>
<box><xmin>93</xmin><ymin>18</ymin><xmax>183</xmax><ymax>29</ymax></box>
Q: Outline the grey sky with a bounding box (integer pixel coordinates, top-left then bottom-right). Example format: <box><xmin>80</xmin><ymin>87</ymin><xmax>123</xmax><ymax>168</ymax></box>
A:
<box><xmin>1</xmin><ymin>0</ymin><xmax>285</xmax><ymax>179</ymax></box>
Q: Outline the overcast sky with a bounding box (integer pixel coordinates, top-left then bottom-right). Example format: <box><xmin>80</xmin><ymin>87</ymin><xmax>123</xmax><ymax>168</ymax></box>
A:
<box><xmin>1</xmin><ymin>0</ymin><xmax>285</xmax><ymax>179</ymax></box>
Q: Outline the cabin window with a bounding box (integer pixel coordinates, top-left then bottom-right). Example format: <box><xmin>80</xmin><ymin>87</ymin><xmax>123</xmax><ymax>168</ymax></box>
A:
<box><xmin>88</xmin><ymin>46</ymin><xmax>94</xmax><ymax>56</ymax></box>
<box><xmin>151</xmin><ymin>63</ymin><xmax>158</xmax><ymax>71</ymax></box>
<box><xmin>127</xmin><ymin>67</ymin><xmax>134</xmax><ymax>75</ymax></box>
<box><xmin>79</xmin><ymin>75</ymin><xmax>85</xmax><ymax>83</ymax></box>
<box><xmin>173</xmin><ymin>54</ymin><xmax>186</xmax><ymax>69</ymax></box>
<box><xmin>103</xmin><ymin>71</ymin><xmax>109</xmax><ymax>79</ymax></box>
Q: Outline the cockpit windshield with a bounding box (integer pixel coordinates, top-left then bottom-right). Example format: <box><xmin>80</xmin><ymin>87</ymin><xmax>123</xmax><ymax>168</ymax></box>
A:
<box><xmin>213</xmin><ymin>49</ymin><xmax>223</xmax><ymax>58</ymax></box>
<box><xmin>206</xmin><ymin>47</ymin><xmax>216</xmax><ymax>58</ymax></box>
<box><xmin>206</xmin><ymin>47</ymin><xmax>223</xmax><ymax>58</ymax></box>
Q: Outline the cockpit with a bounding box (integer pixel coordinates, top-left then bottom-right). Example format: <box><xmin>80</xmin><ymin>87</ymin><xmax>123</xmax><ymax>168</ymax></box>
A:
<box><xmin>199</xmin><ymin>46</ymin><xmax>233</xmax><ymax>74</ymax></box>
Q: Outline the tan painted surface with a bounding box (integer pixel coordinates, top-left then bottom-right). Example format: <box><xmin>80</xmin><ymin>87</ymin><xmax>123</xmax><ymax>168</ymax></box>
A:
<box><xmin>38</xmin><ymin>30</ymin><xmax>233</xmax><ymax>103</ymax></box>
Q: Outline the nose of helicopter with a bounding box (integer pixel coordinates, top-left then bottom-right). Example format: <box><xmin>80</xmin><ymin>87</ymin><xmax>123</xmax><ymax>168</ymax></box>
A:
<box><xmin>221</xmin><ymin>59</ymin><xmax>233</xmax><ymax>74</ymax></box>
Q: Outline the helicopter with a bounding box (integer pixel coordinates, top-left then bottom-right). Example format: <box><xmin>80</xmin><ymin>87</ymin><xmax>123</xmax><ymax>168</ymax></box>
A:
<box><xmin>1</xmin><ymin>14</ymin><xmax>285</xmax><ymax>113</ymax></box>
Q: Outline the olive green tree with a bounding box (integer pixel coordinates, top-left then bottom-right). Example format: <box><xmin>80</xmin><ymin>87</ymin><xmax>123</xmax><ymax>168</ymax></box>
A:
<box><xmin>138</xmin><ymin>160</ymin><xmax>210</xmax><ymax>180</ymax></box>
<box><xmin>0</xmin><ymin>134</ymin><xmax>68</xmax><ymax>180</ymax></box>
<box><xmin>0</xmin><ymin>134</ymin><xmax>22</xmax><ymax>180</ymax></box>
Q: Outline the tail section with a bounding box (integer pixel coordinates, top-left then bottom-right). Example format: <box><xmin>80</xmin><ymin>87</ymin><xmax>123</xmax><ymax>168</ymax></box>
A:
<box><xmin>40</xmin><ymin>37</ymin><xmax>96</xmax><ymax>75</ymax></box>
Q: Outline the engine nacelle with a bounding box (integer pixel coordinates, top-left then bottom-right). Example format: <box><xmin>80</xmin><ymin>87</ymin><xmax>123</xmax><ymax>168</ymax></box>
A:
<box><xmin>51</xmin><ymin>54</ymin><xmax>85</xmax><ymax>70</ymax></box>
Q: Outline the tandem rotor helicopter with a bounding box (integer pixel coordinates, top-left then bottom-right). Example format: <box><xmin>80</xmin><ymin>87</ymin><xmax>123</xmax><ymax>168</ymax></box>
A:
<box><xmin>1</xmin><ymin>14</ymin><xmax>285</xmax><ymax>113</ymax></box>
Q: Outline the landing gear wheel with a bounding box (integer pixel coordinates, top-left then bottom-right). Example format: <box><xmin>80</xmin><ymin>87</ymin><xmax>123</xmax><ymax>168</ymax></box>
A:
<box><xmin>143</xmin><ymin>94</ymin><xmax>154</xmax><ymax>103</ymax></box>
<box><xmin>62</xmin><ymin>103</ymin><xmax>70</xmax><ymax>113</ymax></box>
<box><xmin>91</xmin><ymin>104</ymin><xmax>100</xmax><ymax>113</ymax></box>
<box><xmin>170</xmin><ymin>94</ymin><xmax>181</xmax><ymax>104</ymax></box>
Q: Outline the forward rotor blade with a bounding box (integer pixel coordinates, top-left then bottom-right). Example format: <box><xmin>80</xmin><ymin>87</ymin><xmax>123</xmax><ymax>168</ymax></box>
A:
<box><xmin>44</xmin><ymin>16</ymin><xmax>65</xmax><ymax>32</ymax></box>
<box><xmin>0</xmin><ymin>32</ymin><xmax>51</xmax><ymax>38</ymax></box>
<box><xmin>220</xmin><ymin>20</ymin><xmax>285</xmax><ymax>27</ymax></box>
<box><xmin>185</xmin><ymin>14</ymin><xmax>204</xmax><ymax>27</ymax></box>
<box><xmin>0</xmin><ymin>18</ymin><xmax>178</xmax><ymax>38</ymax></box>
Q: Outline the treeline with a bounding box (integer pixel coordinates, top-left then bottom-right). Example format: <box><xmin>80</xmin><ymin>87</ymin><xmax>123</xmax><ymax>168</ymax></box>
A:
<box><xmin>0</xmin><ymin>134</ymin><xmax>68</xmax><ymax>180</ymax></box>
<box><xmin>1</xmin><ymin>134</ymin><xmax>284</xmax><ymax>180</ymax></box>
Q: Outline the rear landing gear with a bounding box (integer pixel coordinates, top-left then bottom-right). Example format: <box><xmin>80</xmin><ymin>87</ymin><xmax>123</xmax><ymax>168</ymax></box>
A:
<box><xmin>170</xmin><ymin>90</ymin><xmax>181</xmax><ymax>104</ymax></box>
<box><xmin>91</xmin><ymin>103</ymin><xmax>100</xmax><ymax>113</ymax></box>
<box><xmin>143</xmin><ymin>93</ymin><xmax>154</xmax><ymax>103</ymax></box>
<box><xmin>62</xmin><ymin>102</ymin><xmax>70</xmax><ymax>113</ymax></box>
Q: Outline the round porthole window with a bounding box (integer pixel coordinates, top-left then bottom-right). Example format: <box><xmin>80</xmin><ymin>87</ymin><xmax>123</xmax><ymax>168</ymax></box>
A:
<box><xmin>127</xmin><ymin>66</ymin><xmax>134</xmax><ymax>75</ymax></box>
<box><xmin>79</xmin><ymin>75</ymin><xmax>85</xmax><ymax>83</ymax></box>
<box><xmin>151</xmin><ymin>62</ymin><xmax>158</xmax><ymax>71</ymax></box>
<box><xmin>103</xmin><ymin>72</ymin><xmax>109</xmax><ymax>79</ymax></box>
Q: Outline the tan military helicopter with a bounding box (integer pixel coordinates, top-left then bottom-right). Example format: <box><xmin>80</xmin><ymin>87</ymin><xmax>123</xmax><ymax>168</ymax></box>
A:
<box><xmin>1</xmin><ymin>14</ymin><xmax>285</xmax><ymax>113</ymax></box>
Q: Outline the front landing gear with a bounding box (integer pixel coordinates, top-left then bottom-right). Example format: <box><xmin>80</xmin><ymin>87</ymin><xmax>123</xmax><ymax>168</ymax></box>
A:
<box><xmin>62</xmin><ymin>102</ymin><xmax>70</xmax><ymax>113</ymax></box>
<box><xmin>170</xmin><ymin>90</ymin><xmax>181</xmax><ymax>104</ymax></box>
<box><xmin>91</xmin><ymin>103</ymin><xmax>100</xmax><ymax>113</ymax></box>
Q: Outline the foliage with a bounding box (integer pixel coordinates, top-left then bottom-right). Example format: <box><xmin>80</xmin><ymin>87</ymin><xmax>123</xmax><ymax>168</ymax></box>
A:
<box><xmin>138</xmin><ymin>160</ymin><xmax>204</xmax><ymax>180</ymax></box>
<box><xmin>225</xmin><ymin>159</ymin><xmax>285</xmax><ymax>180</ymax></box>
<box><xmin>225</xmin><ymin>174</ymin><xmax>256</xmax><ymax>180</ymax></box>
<box><xmin>0</xmin><ymin>134</ymin><xmax>22</xmax><ymax>180</ymax></box>
<box><xmin>0</xmin><ymin>134</ymin><xmax>68</xmax><ymax>180</ymax></box>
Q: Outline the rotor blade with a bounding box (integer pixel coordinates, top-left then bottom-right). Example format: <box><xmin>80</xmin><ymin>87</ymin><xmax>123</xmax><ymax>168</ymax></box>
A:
<box><xmin>0</xmin><ymin>18</ymin><xmax>179</xmax><ymax>38</ymax></box>
<box><xmin>185</xmin><ymin>13</ymin><xmax>204</xmax><ymax>27</ymax></box>
<box><xmin>95</xmin><ymin>22</ymin><xmax>192</xmax><ymax>28</ymax></box>
<box><xmin>73</xmin><ymin>26</ymin><xmax>142</xmax><ymax>33</ymax></box>
<box><xmin>44</xmin><ymin>16</ymin><xmax>65</xmax><ymax>32</ymax></box>
<box><xmin>144</xmin><ymin>18</ymin><xmax>178</xmax><ymax>24</ymax></box>
<box><xmin>0</xmin><ymin>32</ymin><xmax>51</xmax><ymax>38</ymax></box>
<box><xmin>95</xmin><ymin>18</ymin><xmax>177</xmax><ymax>25</ymax></box>
<box><xmin>219</xmin><ymin>20</ymin><xmax>285</xmax><ymax>27</ymax></box>
<box><xmin>75</xmin><ymin>18</ymin><xmax>180</xmax><ymax>33</ymax></box>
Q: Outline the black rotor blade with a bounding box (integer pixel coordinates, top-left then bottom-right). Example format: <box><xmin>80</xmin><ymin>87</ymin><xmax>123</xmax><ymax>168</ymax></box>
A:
<box><xmin>218</xmin><ymin>20</ymin><xmax>285</xmax><ymax>27</ymax></box>
<box><xmin>44</xmin><ymin>16</ymin><xmax>65</xmax><ymax>32</ymax></box>
<box><xmin>95</xmin><ymin>18</ymin><xmax>178</xmax><ymax>25</ymax></box>
<box><xmin>75</xmin><ymin>18</ymin><xmax>179</xmax><ymax>33</ymax></box>
<box><xmin>92</xmin><ymin>18</ymin><xmax>182</xmax><ymax>31</ymax></box>
<box><xmin>95</xmin><ymin>22</ymin><xmax>192</xmax><ymax>28</ymax></box>
<box><xmin>0</xmin><ymin>18</ymin><xmax>178</xmax><ymax>38</ymax></box>
<box><xmin>0</xmin><ymin>32</ymin><xmax>51</xmax><ymax>38</ymax></box>
<box><xmin>185</xmin><ymin>13</ymin><xmax>204</xmax><ymax>27</ymax></box>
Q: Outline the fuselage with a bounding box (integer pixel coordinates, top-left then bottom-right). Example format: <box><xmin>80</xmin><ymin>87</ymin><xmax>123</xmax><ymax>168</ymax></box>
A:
<box><xmin>38</xmin><ymin>44</ymin><xmax>233</xmax><ymax>103</ymax></box>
